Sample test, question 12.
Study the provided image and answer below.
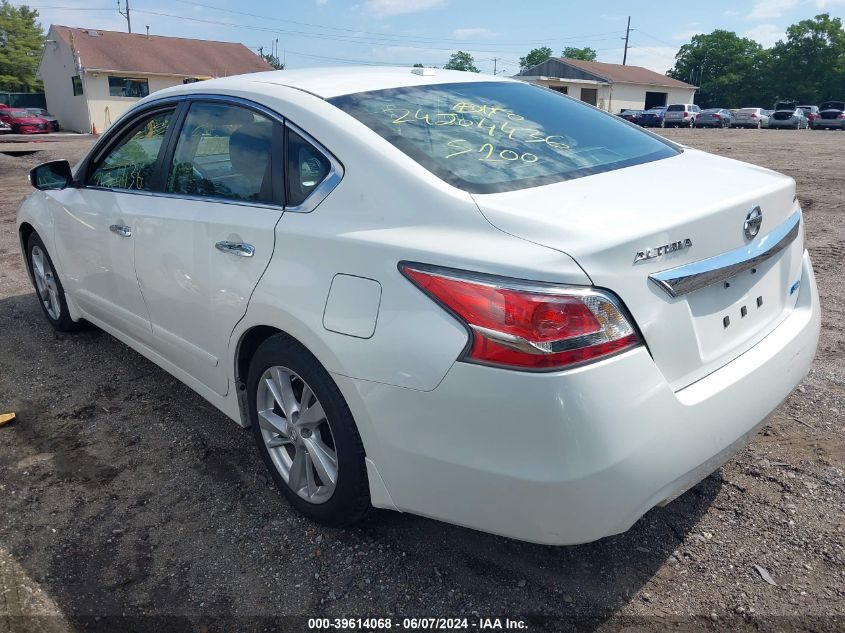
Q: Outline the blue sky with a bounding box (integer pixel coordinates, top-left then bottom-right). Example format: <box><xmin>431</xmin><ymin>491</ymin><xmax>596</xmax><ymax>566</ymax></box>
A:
<box><xmin>24</xmin><ymin>0</ymin><xmax>845</xmax><ymax>74</ymax></box>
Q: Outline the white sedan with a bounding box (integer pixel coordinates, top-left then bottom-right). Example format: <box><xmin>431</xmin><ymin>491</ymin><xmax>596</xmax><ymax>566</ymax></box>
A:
<box><xmin>17</xmin><ymin>68</ymin><xmax>820</xmax><ymax>545</ymax></box>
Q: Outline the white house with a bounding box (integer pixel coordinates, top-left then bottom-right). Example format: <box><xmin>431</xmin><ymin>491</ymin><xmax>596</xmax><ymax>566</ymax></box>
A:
<box><xmin>37</xmin><ymin>25</ymin><xmax>274</xmax><ymax>133</ymax></box>
<box><xmin>516</xmin><ymin>57</ymin><xmax>697</xmax><ymax>113</ymax></box>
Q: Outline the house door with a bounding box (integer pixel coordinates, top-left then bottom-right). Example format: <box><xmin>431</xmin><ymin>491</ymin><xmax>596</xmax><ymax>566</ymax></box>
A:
<box><xmin>580</xmin><ymin>88</ymin><xmax>598</xmax><ymax>106</ymax></box>
<box><xmin>645</xmin><ymin>91</ymin><xmax>668</xmax><ymax>109</ymax></box>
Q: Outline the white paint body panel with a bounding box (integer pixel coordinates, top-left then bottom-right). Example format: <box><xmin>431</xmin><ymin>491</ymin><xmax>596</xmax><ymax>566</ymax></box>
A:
<box><xmin>16</xmin><ymin>68</ymin><xmax>821</xmax><ymax>545</ymax></box>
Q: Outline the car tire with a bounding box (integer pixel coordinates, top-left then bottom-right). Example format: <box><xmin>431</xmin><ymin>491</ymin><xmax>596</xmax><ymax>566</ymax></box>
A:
<box><xmin>26</xmin><ymin>232</ymin><xmax>81</xmax><ymax>332</ymax></box>
<box><xmin>247</xmin><ymin>334</ymin><xmax>371</xmax><ymax>528</ymax></box>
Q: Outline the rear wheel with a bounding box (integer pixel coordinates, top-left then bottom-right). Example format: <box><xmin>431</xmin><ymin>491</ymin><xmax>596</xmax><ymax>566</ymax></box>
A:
<box><xmin>247</xmin><ymin>334</ymin><xmax>370</xmax><ymax>527</ymax></box>
<box><xmin>26</xmin><ymin>232</ymin><xmax>80</xmax><ymax>332</ymax></box>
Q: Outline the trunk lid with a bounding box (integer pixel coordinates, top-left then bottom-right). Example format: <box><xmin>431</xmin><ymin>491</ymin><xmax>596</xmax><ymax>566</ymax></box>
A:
<box><xmin>472</xmin><ymin>149</ymin><xmax>805</xmax><ymax>390</ymax></box>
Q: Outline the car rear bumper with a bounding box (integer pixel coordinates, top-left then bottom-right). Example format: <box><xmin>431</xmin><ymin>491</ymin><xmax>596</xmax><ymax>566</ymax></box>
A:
<box><xmin>813</xmin><ymin>118</ymin><xmax>845</xmax><ymax>128</ymax></box>
<box><xmin>769</xmin><ymin>119</ymin><xmax>800</xmax><ymax>127</ymax></box>
<box><xmin>338</xmin><ymin>251</ymin><xmax>820</xmax><ymax>545</ymax></box>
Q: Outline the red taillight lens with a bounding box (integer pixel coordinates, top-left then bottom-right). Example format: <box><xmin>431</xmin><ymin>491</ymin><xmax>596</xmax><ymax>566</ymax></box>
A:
<box><xmin>683</xmin><ymin>111</ymin><xmax>689</xmax><ymax>117</ymax></box>
<box><xmin>401</xmin><ymin>264</ymin><xmax>641</xmax><ymax>370</ymax></box>
<box><xmin>751</xmin><ymin>113</ymin><xmax>758</xmax><ymax>118</ymax></box>
<box><xmin>837</xmin><ymin>113</ymin><xmax>845</xmax><ymax>119</ymax></box>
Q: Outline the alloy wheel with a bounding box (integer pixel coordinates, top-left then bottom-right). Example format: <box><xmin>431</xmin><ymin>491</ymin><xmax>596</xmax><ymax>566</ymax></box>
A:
<box><xmin>31</xmin><ymin>245</ymin><xmax>60</xmax><ymax>320</ymax></box>
<box><xmin>256</xmin><ymin>365</ymin><xmax>338</xmax><ymax>504</ymax></box>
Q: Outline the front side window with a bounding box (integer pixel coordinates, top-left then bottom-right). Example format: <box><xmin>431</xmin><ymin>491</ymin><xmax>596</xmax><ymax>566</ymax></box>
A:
<box><xmin>108</xmin><ymin>76</ymin><xmax>149</xmax><ymax>98</ymax></box>
<box><xmin>329</xmin><ymin>81</ymin><xmax>678</xmax><ymax>194</ymax></box>
<box><xmin>166</xmin><ymin>102</ymin><xmax>275</xmax><ymax>203</ymax></box>
<box><xmin>88</xmin><ymin>110</ymin><xmax>173</xmax><ymax>190</ymax></box>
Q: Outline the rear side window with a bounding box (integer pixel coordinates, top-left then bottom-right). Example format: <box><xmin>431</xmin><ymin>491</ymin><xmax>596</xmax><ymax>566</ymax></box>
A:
<box><xmin>88</xmin><ymin>109</ymin><xmax>174</xmax><ymax>191</ymax></box>
<box><xmin>287</xmin><ymin>129</ymin><xmax>331</xmax><ymax>206</ymax></box>
<box><xmin>166</xmin><ymin>102</ymin><xmax>275</xmax><ymax>203</ymax></box>
<box><xmin>329</xmin><ymin>81</ymin><xmax>678</xmax><ymax>194</ymax></box>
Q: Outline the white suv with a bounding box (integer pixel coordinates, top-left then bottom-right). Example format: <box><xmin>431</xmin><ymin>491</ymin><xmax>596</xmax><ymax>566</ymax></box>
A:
<box><xmin>664</xmin><ymin>103</ymin><xmax>701</xmax><ymax>127</ymax></box>
<box><xmin>18</xmin><ymin>69</ymin><xmax>820</xmax><ymax>545</ymax></box>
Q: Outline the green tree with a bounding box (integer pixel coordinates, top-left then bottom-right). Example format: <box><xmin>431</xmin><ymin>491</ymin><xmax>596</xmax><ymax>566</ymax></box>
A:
<box><xmin>0</xmin><ymin>1</ymin><xmax>44</xmax><ymax>92</ymax></box>
<box><xmin>444</xmin><ymin>51</ymin><xmax>479</xmax><ymax>73</ymax></box>
<box><xmin>668</xmin><ymin>30</ymin><xmax>767</xmax><ymax>108</ymax></box>
<box><xmin>261</xmin><ymin>52</ymin><xmax>284</xmax><ymax>70</ymax></box>
<box><xmin>413</xmin><ymin>63</ymin><xmax>424</xmax><ymax>68</ymax></box>
<box><xmin>519</xmin><ymin>46</ymin><xmax>553</xmax><ymax>71</ymax></box>
<box><xmin>562</xmin><ymin>46</ymin><xmax>597</xmax><ymax>61</ymax></box>
<box><xmin>765</xmin><ymin>13</ymin><xmax>845</xmax><ymax>104</ymax></box>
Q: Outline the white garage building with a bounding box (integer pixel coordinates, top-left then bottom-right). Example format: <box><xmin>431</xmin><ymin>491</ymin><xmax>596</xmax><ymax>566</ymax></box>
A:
<box><xmin>37</xmin><ymin>25</ymin><xmax>273</xmax><ymax>133</ymax></box>
<box><xmin>516</xmin><ymin>57</ymin><xmax>697</xmax><ymax>114</ymax></box>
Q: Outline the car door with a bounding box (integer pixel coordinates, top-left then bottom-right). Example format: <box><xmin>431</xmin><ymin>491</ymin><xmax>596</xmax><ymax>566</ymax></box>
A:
<box><xmin>131</xmin><ymin>98</ymin><xmax>285</xmax><ymax>396</ymax></box>
<box><xmin>51</xmin><ymin>106</ymin><xmax>177</xmax><ymax>341</ymax></box>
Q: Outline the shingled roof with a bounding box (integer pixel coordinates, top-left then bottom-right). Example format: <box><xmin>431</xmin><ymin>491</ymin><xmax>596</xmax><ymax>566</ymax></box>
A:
<box><xmin>521</xmin><ymin>57</ymin><xmax>695</xmax><ymax>89</ymax></box>
<box><xmin>51</xmin><ymin>25</ymin><xmax>273</xmax><ymax>77</ymax></box>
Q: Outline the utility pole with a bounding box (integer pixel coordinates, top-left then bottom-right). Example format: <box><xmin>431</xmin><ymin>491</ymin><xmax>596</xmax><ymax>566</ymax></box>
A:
<box><xmin>493</xmin><ymin>57</ymin><xmax>498</xmax><ymax>76</ymax></box>
<box><xmin>622</xmin><ymin>15</ymin><xmax>631</xmax><ymax>65</ymax></box>
<box><xmin>118</xmin><ymin>0</ymin><xmax>131</xmax><ymax>33</ymax></box>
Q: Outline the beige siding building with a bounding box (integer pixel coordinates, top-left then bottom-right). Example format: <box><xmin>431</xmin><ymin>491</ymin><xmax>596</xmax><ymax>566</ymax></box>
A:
<box><xmin>38</xmin><ymin>25</ymin><xmax>274</xmax><ymax>133</ymax></box>
<box><xmin>516</xmin><ymin>57</ymin><xmax>697</xmax><ymax>114</ymax></box>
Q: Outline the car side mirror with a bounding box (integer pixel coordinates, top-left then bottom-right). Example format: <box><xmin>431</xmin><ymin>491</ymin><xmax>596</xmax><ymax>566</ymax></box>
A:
<box><xmin>30</xmin><ymin>160</ymin><xmax>72</xmax><ymax>190</ymax></box>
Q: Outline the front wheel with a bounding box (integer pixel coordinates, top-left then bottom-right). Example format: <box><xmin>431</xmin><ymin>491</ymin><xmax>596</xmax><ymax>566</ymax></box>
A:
<box><xmin>247</xmin><ymin>334</ymin><xmax>370</xmax><ymax>527</ymax></box>
<box><xmin>26</xmin><ymin>232</ymin><xmax>80</xmax><ymax>332</ymax></box>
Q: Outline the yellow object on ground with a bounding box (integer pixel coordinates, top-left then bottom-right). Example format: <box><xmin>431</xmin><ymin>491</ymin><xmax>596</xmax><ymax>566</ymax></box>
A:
<box><xmin>0</xmin><ymin>412</ymin><xmax>16</xmax><ymax>426</ymax></box>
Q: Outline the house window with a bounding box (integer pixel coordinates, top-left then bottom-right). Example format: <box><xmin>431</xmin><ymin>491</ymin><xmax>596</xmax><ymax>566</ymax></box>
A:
<box><xmin>551</xmin><ymin>86</ymin><xmax>568</xmax><ymax>95</ymax></box>
<box><xmin>71</xmin><ymin>75</ymin><xmax>83</xmax><ymax>96</ymax></box>
<box><xmin>108</xmin><ymin>76</ymin><xmax>149</xmax><ymax>98</ymax></box>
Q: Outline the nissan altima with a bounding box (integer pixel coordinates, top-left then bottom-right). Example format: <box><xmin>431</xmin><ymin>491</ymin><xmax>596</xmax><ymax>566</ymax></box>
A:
<box><xmin>17</xmin><ymin>68</ymin><xmax>820</xmax><ymax>545</ymax></box>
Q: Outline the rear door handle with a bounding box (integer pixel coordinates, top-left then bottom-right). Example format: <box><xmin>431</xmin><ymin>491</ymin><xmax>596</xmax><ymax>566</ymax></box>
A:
<box><xmin>109</xmin><ymin>224</ymin><xmax>132</xmax><ymax>237</ymax></box>
<box><xmin>215</xmin><ymin>241</ymin><xmax>255</xmax><ymax>258</ymax></box>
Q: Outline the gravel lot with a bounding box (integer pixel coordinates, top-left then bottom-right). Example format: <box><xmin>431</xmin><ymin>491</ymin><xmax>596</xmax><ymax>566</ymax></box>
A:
<box><xmin>0</xmin><ymin>129</ymin><xmax>843</xmax><ymax>632</ymax></box>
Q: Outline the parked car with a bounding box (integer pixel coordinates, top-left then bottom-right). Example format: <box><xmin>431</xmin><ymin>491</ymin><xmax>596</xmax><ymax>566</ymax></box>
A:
<box><xmin>798</xmin><ymin>105</ymin><xmax>820</xmax><ymax>127</ymax></box>
<box><xmin>638</xmin><ymin>106</ymin><xmax>667</xmax><ymax>127</ymax></box>
<box><xmin>25</xmin><ymin>108</ymin><xmax>59</xmax><ymax>131</ymax></box>
<box><xmin>695</xmin><ymin>108</ymin><xmax>732</xmax><ymax>128</ymax></box>
<box><xmin>664</xmin><ymin>103</ymin><xmax>701</xmax><ymax>127</ymax></box>
<box><xmin>618</xmin><ymin>109</ymin><xmax>643</xmax><ymax>124</ymax></box>
<box><xmin>17</xmin><ymin>68</ymin><xmax>820</xmax><ymax>545</ymax></box>
<box><xmin>731</xmin><ymin>107</ymin><xmax>769</xmax><ymax>129</ymax></box>
<box><xmin>0</xmin><ymin>108</ymin><xmax>53</xmax><ymax>134</ymax></box>
<box><xmin>769</xmin><ymin>107</ymin><xmax>809</xmax><ymax>129</ymax></box>
<box><xmin>813</xmin><ymin>100</ymin><xmax>845</xmax><ymax>130</ymax></box>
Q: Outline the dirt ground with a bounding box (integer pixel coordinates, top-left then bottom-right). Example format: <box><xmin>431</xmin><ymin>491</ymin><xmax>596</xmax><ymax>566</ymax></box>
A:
<box><xmin>0</xmin><ymin>129</ymin><xmax>842</xmax><ymax>633</ymax></box>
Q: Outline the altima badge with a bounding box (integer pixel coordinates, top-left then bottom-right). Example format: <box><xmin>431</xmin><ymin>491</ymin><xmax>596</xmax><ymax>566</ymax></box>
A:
<box><xmin>634</xmin><ymin>238</ymin><xmax>692</xmax><ymax>262</ymax></box>
<box><xmin>744</xmin><ymin>206</ymin><xmax>763</xmax><ymax>240</ymax></box>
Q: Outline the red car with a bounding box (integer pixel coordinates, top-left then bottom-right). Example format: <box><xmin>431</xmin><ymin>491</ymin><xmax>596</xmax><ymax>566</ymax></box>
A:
<box><xmin>0</xmin><ymin>107</ymin><xmax>52</xmax><ymax>134</ymax></box>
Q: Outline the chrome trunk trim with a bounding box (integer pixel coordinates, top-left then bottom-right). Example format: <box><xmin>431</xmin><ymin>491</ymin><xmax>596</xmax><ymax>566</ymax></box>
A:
<box><xmin>649</xmin><ymin>212</ymin><xmax>801</xmax><ymax>298</ymax></box>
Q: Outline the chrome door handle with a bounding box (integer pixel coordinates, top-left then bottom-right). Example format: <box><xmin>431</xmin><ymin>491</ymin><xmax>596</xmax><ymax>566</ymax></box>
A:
<box><xmin>109</xmin><ymin>224</ymin><xmax>132</xmax><ymax>237</ymax></box>
<box><xmin>215</xmin><ymin>241</ymin><xmax>255</xmax><ymax>258</ymax></box>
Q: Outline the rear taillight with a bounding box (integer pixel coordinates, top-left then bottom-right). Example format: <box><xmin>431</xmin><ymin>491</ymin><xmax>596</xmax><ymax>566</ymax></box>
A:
<box><xmin>751</xmin><ymin>113</ymin><xmax>758</xmax><ymax>118</ymax></box>
<box><xmin>713</xmin><ymin>113</ymin><xmax>721</xmax><ymax>118</ymax></box>
<box><xmin>400</xmin><ymin>264</ymin><xmax>641</xmax><ymax>371</ymax></box>
<box><xmin>837</xmin><ymin>113</ymin><xmax>845</xmax><ymax>119</ymax></box>
<box><xmin>683</xmin><ymin>111</ymin><xmax>689</xmax><ymax>117</ymax></box>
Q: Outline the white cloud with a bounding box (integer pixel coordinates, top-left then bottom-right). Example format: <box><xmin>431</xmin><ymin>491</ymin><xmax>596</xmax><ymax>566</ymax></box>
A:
<box><xmin>606</xmin><ymin>46</ymin><xmax>678</xmax><ymax>74</ymax></box>
<box><xmin>814</xmin><ymin>0</ymin><xmax>845</xmax><ymax>7</ymax></box>
<box><xmin>724</xmin><ymin>9</ymin><xmax>739</xmax><ymax>16</ymax></box>
<box><xmin>364</xmin><ymin>0</ymin><xmax>447</xmax><ymax>17</ymax></box>
<box><xmin>671</xmin><ymin>30</ymin><xmax>700</xmax><ymax>41</ymax></box>
<box><xmin>451</xmin><ymin>27</ymin><xmax>495</xmax><ymax>39</ymax></box>
<box><xmin>747</xmin><ymin>0</ymin><xmax>798</xmax><ymax>19</ymax></box>
<box><xmin>744</xmin><ymin>24</ymin><xmax>786</xmax><ymax>47</ymax></box>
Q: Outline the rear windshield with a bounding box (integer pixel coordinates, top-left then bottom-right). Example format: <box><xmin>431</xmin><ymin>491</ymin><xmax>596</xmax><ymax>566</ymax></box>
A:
<box><xmin>820</xmin><ymin>101</ymin><xmax>845</xmax><ymax>111</ymax></box>
<box><xmin>329</xmin><ymin>81</ymin><xmax>679</xmax><ymax>194</ymax></box>
<box><xmin>666</xmin><ymin>105</ymin><xmax>687</xmax><ymax>111</ymax></box>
